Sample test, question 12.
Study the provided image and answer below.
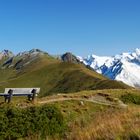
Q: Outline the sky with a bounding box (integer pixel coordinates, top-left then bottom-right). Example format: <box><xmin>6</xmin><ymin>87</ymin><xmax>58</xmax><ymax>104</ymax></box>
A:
<box><xmin>0</xmin><ymin>0</ymin><xmax>140</xmax><ymax>56</ymax></box>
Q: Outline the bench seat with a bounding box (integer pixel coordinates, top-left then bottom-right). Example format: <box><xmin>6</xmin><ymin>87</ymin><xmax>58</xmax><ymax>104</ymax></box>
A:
<box><xmin>0</xmin><ymin>88</ymin><xmax>40</xmax><ymax>103</ymax></box>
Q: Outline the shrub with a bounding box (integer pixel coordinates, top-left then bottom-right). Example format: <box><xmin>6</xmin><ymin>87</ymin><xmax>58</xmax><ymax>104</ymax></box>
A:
<box><xmin>120</xmin><ymin>93</ymin><xmax>140</xmax><ymax>105</ymax></box>
<box><xmin>0</xmin><ymin>105</ymin><xmax>66</xmax><ymax>140</ymax></box>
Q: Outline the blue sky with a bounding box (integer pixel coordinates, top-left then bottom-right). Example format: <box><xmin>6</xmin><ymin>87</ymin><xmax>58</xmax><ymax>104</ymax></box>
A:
<box><xmin>0</xmin><ymin>0</ymin><xmax>140</xmax><ymax>56</ymax></box>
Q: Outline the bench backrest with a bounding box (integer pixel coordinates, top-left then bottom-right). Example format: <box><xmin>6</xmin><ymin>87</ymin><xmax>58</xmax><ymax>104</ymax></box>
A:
<box><xmin>4</xmin><ymin>88</ymin><xmax>40</xmax><ymax>94</ymax></box>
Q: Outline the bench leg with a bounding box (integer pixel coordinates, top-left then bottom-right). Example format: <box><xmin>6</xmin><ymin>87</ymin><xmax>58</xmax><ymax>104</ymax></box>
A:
<box><xmin>32</xmin><ymin>93</ymin><xmax>37</xmax><ymax>102</ymax></box>
<box><xmin>8</xmin><ymin>96</ymin><xmax>12</xmax><ymax>103</ymax></box>
<box><xmin>4</xmin><ymin>96</ymin><xmax>12</xmax><ymax>103</ymax></box>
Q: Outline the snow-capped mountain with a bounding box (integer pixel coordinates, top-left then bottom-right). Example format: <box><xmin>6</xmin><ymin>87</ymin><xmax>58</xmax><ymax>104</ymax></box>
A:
<box><xmin>77</xmin><ymin>48</ymin><xmax>140</xmax><ymax>88</ymax></box>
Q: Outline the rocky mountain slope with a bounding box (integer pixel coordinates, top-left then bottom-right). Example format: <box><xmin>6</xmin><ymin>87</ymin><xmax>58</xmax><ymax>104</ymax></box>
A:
<box><xmin>78</xmin><ymin>48</ymin><xmax>140</xmax><ymax>88</ymax></box>
<box><xmin>0</xmin><ymin>50</ymin><xmax>14</xmax><ymax>60</ymax></box>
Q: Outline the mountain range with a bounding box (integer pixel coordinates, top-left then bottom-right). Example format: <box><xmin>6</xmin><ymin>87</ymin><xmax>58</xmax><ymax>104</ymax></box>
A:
<box><xmin>78</xmin><ymin>48</ymin><xmax>140</xmax><ymax>88</ymax></box>
<box><xmin>0</xmin><ymin>49</ymin><xmax>129</xmax><ymax>96</ymax></box>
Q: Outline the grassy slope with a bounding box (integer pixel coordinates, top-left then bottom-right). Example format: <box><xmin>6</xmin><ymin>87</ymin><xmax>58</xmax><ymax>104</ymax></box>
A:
<box><xmin>1</xmin><ymin>89</ymin><xmax>138</xmax><ymax>140</ymax></box>
<box><xmin>0</xmin><ymin>55</ymin><xmax>130</xmax><ymax>97</ymax></box>
<box><xmin>41</xmin><ymin>89</ymin><xmax>140</xmax><ymax>140</ymax></box>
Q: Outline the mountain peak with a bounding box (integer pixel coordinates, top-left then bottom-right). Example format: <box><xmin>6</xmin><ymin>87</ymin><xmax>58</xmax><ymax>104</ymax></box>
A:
<box><xmin>1</xmin><ymin>49</ymin><xmax>13</xmax><ymax>55</ymax></box>
<box><xmin>0</xmin><ymin>50</ymin><xmax>14</xmax><ymax>60</ymax></box>
<box><xmin>29</xmin><ymin>49</ymin><xmax>43</xmax><ymax>53</ymax></box>
<box><xmin>0</xmin><ymin>49</ymin><xmax>50</xmax><ymax>70</ymax></box>
<box><xmin>16</xmin><ymin>49</ymin><xmax>48</xmax><ymax>57</ymax></box>
<box><xmin>78</xmin><ymin>48</ymin><xmax>140</xmax><ymax>88</ymax></box>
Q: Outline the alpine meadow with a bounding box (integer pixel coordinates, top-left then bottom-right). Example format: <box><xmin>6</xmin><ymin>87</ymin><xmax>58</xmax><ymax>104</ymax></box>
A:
<box><xmin>0</xmin><ymin>0</ymin><xmax>140</xmax><ymax>140</ymax></box>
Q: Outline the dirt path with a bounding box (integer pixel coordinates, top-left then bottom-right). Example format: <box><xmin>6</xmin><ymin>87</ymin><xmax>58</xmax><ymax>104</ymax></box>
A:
<box><xmin>39</xmin><ymin>97</ymin><xmax>127</xmax><ymax>108</ymax></box>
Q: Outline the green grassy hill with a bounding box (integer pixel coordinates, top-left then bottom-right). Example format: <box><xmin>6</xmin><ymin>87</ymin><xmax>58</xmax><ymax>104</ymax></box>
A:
<box><xmin>0</xmin><ymin>53</ymin><xmax>130</xmax><ymax>97</ymax></box>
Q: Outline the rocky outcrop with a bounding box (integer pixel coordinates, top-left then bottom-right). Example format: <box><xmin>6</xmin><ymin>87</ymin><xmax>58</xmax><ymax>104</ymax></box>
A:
<box><xmin>61</xmin><ymin>52</ymin><xmax>80</xmax><ymax>63</ymax></box>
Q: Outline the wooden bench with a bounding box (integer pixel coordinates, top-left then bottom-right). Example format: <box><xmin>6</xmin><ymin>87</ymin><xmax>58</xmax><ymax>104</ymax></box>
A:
<box><xmin>0</xmin><ymin>88</ymin><xmax>40</xmax><ymax>103</ymax></box>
